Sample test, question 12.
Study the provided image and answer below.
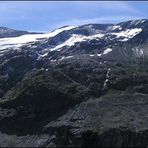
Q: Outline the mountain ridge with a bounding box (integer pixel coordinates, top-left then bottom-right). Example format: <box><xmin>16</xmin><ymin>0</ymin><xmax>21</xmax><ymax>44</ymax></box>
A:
<box><xmin>0</xmin><ymin>19</ymin><xmax>148</xmax><ymax>147</ymax></box>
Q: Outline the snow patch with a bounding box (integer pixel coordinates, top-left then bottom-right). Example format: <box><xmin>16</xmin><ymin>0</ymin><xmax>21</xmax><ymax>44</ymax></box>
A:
<box><xmin>59</xmin><ymin>56</ymin><xmax>74</xmax><ymax>61</ymax></box>
<box><xmin>97</xmin><ymin>54</ymin><xmax>102</xmax><ymax>57</ymax></box>
<box><xmin>37</xmin><ymin>52</ymin><xmax>48</xmax><ymax>60</ymax></box>
<box><xmin>97</xmin><ymin>48</ymin><xmax>112</xmax><ymax>57</ymax></box>
<box><xmin>111</xmin><ymin>28</ymin><xmax>142</xmax><ymax>41</ymax></box>
<box><xmin>132</xmin><ymin>47</ymin><xmax>144</xmax><ymax>57</ymax></box>
<box><xmin>103</xmin><ymin>68</ymin><xmax>111</xmax><ymax>90</ymax></box>
<box><xmin>112</xmin><ymin>25</ymin><xmax>122</xmax><ymax>30</ymax></box>
<box><xmin>49</xmin><ymin>33</ymin><xmax>104</xmax><ymax>51</ymax></box>
<box><xmin>51</xmin><ymin>59</ymin><xmax>57</xmax><ymax>62</ymax></box>
<box><xmin>89</xmin><ymin>54</ymin><xmax>95</xmax><ymax>57</ymax></box>
<box><xmin>132</xmin><ymin>20</ymin><xmax>146</xmax><ymax>26</ymax></box>
<box><xmin>50</xmin><ymin>34</ymin><xmax>85</xmax><ymax>51</ymax></box>
<box><xmin>140</xmin><ymin>20</ymin><xmax>146</xmax><ymax>24</ymax></box>
<box><xmin>103</xmin><ymin>48</ymin><xmax>112</xmax><ymax>55</ymax></box>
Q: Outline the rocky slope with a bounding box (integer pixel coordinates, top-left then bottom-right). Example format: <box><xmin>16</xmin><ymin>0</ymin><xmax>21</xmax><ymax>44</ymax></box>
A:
<box><xmin>0</xmin><ymin>19</ymin><xmax>148</xmax><ymax>147</ymax></box>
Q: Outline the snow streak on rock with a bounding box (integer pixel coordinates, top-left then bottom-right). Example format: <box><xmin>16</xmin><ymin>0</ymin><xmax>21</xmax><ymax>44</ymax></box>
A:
<box><xmin>103</xmin><ymin>68</ymin><xmax>111</xmax><ymax>90</ymax></box>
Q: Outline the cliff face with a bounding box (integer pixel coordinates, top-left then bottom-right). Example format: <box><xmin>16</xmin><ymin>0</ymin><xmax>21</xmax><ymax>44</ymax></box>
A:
<box><xmin>0</xmin><ymin>58</ymin><xmax>148</xmax><ymax>147</ymax></box>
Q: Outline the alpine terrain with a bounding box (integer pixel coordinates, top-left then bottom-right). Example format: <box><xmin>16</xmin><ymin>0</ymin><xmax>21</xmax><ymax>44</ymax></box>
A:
<box><xmin>1</xmin><ymin>19</ymin><xmax>148</xmax><ymax>147</ymax></box>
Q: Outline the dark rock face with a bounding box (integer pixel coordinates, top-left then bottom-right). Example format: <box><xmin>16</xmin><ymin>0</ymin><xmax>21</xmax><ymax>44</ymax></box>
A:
<box><xmin>42</xmin><ymin>76</ymin><xmax>148</xmax><ymax>147</ymax></box>
<box><xmin>0</xmin><ymin>67</ymin><xmax>92</xmax><ymax>135</ymax></box>
<box><xmin>0</xmin><ymin>58</ymin><xmax>148</xmax><ymax>147</ymax></box>
<box><xmin>0</xmin><ymin>55</ymin><xmax>34</xmax><ymax>93</ymax></box>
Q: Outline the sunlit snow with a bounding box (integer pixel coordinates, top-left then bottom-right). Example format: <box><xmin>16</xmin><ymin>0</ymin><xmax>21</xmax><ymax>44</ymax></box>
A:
<box><xmin>111</xmin><ymin>28</ymin><xmax>142</xmax><ymax>41</ymax></box>
<box><xmin>49</xmin><ymin>33</ymin><xmax>104</xmax><ymax>51</ymax></box>
<box><xmin>0</xmin><ymin>26</ymin><xmax>76</xmax><ymax>50</ymax></box>
<box><xmin>103</xmin><ymin>48</ymin><xmax>112</xmax><ymax>54</ymax></box>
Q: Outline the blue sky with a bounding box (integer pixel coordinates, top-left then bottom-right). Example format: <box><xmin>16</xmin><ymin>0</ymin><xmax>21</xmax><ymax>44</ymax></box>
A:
<box><xmin>0</xmin><ymin>1</ymin><xmax>148</xmax><ymax>32</ymax></box>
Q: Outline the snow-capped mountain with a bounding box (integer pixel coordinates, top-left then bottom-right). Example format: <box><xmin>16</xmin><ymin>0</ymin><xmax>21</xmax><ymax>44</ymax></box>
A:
<box><xmin>1</xmin><ymin>19</ymin><xmax>148</xmax><ymax>147</ymax></box>
<box><xmin>0</xmin><ymin>19</ymin><xmax>147</xmax><ymax>93</ymax></box>
<box><xmin>0</xmin><ymin>19</ymin><xmax>148</xmax><ymax>64</ymax></box>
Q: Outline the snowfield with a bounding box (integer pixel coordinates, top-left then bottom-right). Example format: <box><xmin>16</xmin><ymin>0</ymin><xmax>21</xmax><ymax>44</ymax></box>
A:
<box><xmin>49</xmin><ymin>33</ymin><xmax>104</xmax><ymax>51</ymax></box>
<box><xmin>111</xmin><ymin>28</ymin><xmax>142</xmax><ymax>41</ymax></box>
<box><xmin>0</xmin><ymin>26</ymin><xmax>76</xmax><ymax>50</ymax></box>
